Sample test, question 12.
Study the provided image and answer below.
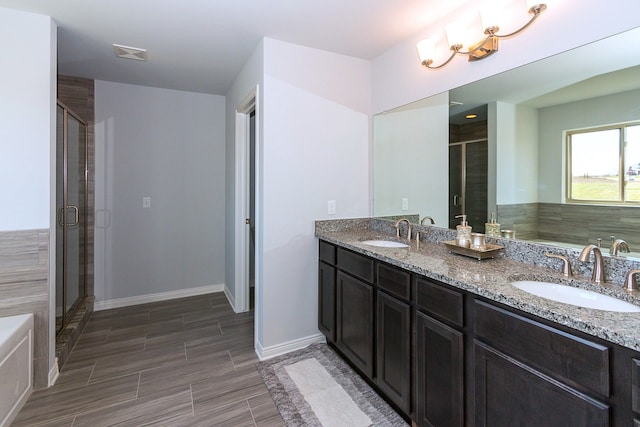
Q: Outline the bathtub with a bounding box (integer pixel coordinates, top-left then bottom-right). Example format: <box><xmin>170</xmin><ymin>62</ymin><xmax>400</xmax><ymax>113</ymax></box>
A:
<box><xmin>0</xmin><ymin>314</ymin><xmax>33</xmax><ymax>427</ymax></box>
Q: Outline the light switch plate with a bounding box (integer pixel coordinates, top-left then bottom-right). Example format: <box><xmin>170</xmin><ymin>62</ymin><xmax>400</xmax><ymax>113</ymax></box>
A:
<box><xmin>401</xmin><ymin>198</ymin><xmax>409</xmax><ymax>211</ymax></box>
<box><xmin>143</xmin><ymin>197</ymin><xmax>151</xmax><ymax>208</ymax></box>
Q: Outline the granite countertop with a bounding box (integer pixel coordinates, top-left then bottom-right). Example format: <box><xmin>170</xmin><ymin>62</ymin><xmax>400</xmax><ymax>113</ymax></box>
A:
<box><xmin>316</xmin><ymin>227</ymin><xmax>640</xmax><ymax>352</ymax></box>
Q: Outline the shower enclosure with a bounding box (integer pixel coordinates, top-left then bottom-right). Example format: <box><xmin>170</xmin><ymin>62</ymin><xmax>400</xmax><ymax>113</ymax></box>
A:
<box><xmin>56</xmin><ymin>102</ymin><xmax>88</xmax><ymax>335</ymax></box>
<box><xmin>449</xmin><ymin>139</ymin><xmax>488</xmax><ymax>230</ymax></box>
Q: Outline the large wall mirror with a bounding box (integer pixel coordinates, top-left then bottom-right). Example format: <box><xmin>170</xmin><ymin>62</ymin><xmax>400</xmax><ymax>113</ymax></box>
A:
<box><xmin>373</xmin><ymin>26</ymin><xmax>640</xmax><ymax>256</ymax></box>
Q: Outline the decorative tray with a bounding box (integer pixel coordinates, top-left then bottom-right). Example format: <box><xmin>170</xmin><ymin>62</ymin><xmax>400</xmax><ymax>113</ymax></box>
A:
<box><xmin>442</xmin><ymin>240</ymin><xmax>504</xmax><ymax>260</ymax></box>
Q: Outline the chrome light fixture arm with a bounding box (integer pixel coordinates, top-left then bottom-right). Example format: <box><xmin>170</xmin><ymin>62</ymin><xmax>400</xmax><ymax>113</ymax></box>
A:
<box><xmin>488</xmin><ymin>3</ymin><xmax>547</xmax><ymax>39</ymax></box>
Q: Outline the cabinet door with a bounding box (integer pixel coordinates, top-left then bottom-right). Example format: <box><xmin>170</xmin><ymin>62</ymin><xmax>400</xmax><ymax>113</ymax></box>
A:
<box><xmin>318</xmin><ymin>262</ymin><xmax>336</xmax><ymax>342</ymax></box>
<box><xmin>415</xmin><ymin>311</ymin><xmax>464</xmax><ymax>427</ymax></box>
<box><xmin>336</xmin><ymin>271</ymin><xmax>374</xmax><ymax>378</ymax></box>
<box><xmin>376</xmin><ymin>291</ymin><xmax>411</xmax><ymax>414</ymax></box>
<box><xmin>474</xmin><ymin>341</ymin><xmax>609</xmax><ymax>427</ymax></box>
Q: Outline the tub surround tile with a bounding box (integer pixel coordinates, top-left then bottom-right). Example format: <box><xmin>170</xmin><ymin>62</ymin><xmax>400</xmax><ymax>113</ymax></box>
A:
<box><xmin>0</xmin><ymin>228</ymin><xmax>50</xmax><ymax>389</ymax></box>
<box><xmin>316</xmin><ymin>218</ymin><xmax>640</xmax><ymax>352</ymax></box>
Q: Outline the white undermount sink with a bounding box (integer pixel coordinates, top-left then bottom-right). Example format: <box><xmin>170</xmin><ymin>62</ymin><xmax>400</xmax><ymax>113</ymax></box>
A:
<box><xmin>360</xmin><ymin>240</ymin><xmax>408</xmax><ymax>248</ymax></box>
<box><xmin>512</xmin><ymin>280</ymin><xmax>640</xmax><ymax>313</ymax></box>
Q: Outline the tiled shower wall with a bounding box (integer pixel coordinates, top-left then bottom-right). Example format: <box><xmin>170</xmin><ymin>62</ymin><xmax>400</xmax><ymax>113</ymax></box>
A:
<box><xmin>58</xmin><ymin>75</ymin><xmax>95</xmax><ymax>298</ymax></box>
<box><xmin>56</xmin><ymin>75</ymin><xmax>95</xmax><ymax>369</ymax></box>
<box><xmin>0</xmin><ymin>230</ymin><xmax>50</xmax><ymax>389</ymax></box>
<box><xmin>498</xmin><ymin>202</ymin><xmax>640</xmax><ymax>249</ymax></box>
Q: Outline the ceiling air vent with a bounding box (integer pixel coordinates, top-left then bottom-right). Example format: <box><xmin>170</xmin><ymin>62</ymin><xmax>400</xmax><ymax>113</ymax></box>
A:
<box><xmin>113</xmin><ymin>44</ymin><xmax>148</xmax><ymax>61</ymax></box>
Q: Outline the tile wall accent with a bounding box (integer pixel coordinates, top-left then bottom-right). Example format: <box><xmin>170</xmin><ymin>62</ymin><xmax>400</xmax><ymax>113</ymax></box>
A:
<box><xmin>496</xmin><ymin>203</ymin><xmax>539</xmax><ymax>240</ymax></box>
<box><xmin>498</xmin><ymin>202</ymin><xmax>640</xmax><ymax>250</ymax></box>
<box><xmin>57</xmin><ymin>75</ymin><xmax>95</xmax><ymax>370</ymax></box>
<box><xmin>57</xmin><ymin>75</ymin><xmax>95</xmax><ymax>298</ymax></box>
<box><xmin>538</xmin><ymin>203</ymin><xmax>640</xmax><ymax>249</ymax></box>
<box><xmin>0</xmin><ymin>229</ymin><xmax>50</xmax><ymax>389</ymax></box>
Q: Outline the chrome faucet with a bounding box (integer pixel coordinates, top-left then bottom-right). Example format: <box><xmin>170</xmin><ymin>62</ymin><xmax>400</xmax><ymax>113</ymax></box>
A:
<box><xmin>420</xmin><ymin>216</ymin><xmax>435</xmax><ymax>225</ymax></box>
<box><xmin>624</xmin><ymin>270</ymin><xmax>640</xmax><ymax>291</ymax></box>
<box><xmin>610</xmin><ymin>239</ymin><xmax>630</xmax><ymax>256</ymax></box>
<box><xmin>578</xmin><ymin>245</ymin><xmax>605</xmax><ymax>283</ymax></box>
<box><xmin>544</xmin><ymin>253</ymin><xmax>573</xmax><ymax>277</ymax></box>
<box><xmin>395</xmin><ymin>218</ymin><xmax>411</xmax><ymax>241</ymax></box>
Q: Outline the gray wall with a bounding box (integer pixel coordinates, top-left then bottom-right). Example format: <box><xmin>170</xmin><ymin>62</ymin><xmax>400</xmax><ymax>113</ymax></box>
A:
<box><xmin>94</xmin><ymin>81</ymin><xmax>226</xmax><ymax>304</ymax></box>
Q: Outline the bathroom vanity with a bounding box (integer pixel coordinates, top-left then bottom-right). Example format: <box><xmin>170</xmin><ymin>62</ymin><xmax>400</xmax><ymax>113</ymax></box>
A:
<box><xmin>316</xmin><ymin>219</ymin><xmax>640</xmax><ymax>427</ymax></box>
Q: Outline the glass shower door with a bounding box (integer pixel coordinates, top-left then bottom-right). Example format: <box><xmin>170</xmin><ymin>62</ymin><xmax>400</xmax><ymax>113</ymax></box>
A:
<box><xmin>56</xmin><ymin>103</ymin><xmax>87</xmax><ymax>335</ymax></box>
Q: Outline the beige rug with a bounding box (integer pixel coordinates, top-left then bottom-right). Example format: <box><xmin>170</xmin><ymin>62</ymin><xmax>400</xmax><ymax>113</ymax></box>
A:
<box><xmin>257</xmin><ymin>343</ymin><xmax>408</xmax><ymax>427</ymax></box>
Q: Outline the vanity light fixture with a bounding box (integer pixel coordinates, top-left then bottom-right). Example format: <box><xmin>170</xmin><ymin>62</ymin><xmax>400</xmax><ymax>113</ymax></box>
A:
<box><xmin>417</xmin><ymin>0</ymin><xmax>547</xmax><ymax>70</ymax></box>
<box><xmin>466</xmin><ymin>114</ymin><xmax>478</xmax><ymax>119</ymax></box>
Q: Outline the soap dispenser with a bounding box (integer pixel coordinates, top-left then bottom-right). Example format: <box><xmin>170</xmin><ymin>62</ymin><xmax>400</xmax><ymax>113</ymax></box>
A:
<box><xmin>455</xmin><ymin>214</ymin><xmax>472</xmax><ymax>248</ymax></box>
<box><xmin>485</xmin><ymin>212</ymin><xmax>501</xmax><ymax>237</ymax></box>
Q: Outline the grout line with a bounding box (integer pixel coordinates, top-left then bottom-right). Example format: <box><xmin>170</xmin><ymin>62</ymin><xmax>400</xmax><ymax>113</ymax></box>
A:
<box><xmin>135</xmin><ymin>372</ymin><xmax>141</xmax><ymax>399</ymax></box>
<box><xmin>218</xmin><ymin>320</ymin><xmax>223</xmax><ymax>335</ymax></box>
<box><xmin>190</xmin><ymin>384</ymin><xmax>195</xmax><ymax>416</ymax></box>
<box><xmin>70</xmin><ymin>415</ymin><xmax>77</xmax><ymax>426</ymax></box>
<box><xmin>86</xmin><ymin>362</ymin><xmax>97</xmax><ymax>384</ymax></box>
<box><xmin>184</xmin><ymin>342</ymin><xmax>188</xmax><ymax>361</ymax></box>
<box><xmin>229</xmin><ymin>350</ymin><xmax>236</xmax><ymax>371</ymax></box>
<box><xmin>246</xmin><ymin>397</ymin><xmax>258</xmax><ymax>426</ymax></box>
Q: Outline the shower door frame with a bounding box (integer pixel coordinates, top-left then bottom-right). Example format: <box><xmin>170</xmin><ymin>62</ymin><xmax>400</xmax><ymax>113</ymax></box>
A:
<box><xmin>57</xmin><ymin>101</ymin><xmax>89</xmax><ymax>336</ymax></box>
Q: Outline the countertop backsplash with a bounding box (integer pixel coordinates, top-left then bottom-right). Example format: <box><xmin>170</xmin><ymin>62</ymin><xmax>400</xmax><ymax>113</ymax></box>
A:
<box><xmin>316</xmin><ymin>217</ymin><xmax>640</xmax><ymax>287</ymax></box>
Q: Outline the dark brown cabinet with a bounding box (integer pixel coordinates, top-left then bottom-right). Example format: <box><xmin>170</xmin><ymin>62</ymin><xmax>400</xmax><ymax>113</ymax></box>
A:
<box><xmin>318</xmin><ymin>240</ymin><xmax>337</xmax><ymax>342</ymax></box>
<box><xmin>335</xmin><ymin>270</ymin><xmax>374</xmax><ymax>377</ymax></box>
<box><xmin>415</xmin><ymin>311</ymin><xmax>464</xmax><ymax>427</ymax></box>
<box><xmin>474</xmin><ymin>341</ymin><xmax>609</xmax><ymax>427</ymax></box>
<box><xmin>376</xmin><ymin>290</ymin><xmax>411</xmax><ymax>413</ymax></box>
<box><xmin>317</xmin><ymin>239</ymin><xmax>640</xmax><ymax>426</ymax></box>
<box><xmin>414</xmin><ymin>276</ymin><xmax>465</xmax><ymax>427</ymax></box>
<box><xmin>318</xmin><ymin>261</ymin><xmax>336</xmax><ymax>342</ymax></box>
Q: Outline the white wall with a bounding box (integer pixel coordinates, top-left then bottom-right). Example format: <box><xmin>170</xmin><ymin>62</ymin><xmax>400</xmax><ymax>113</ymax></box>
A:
<box><xmin>0</xmin><ymin>7</ymin><xmax>56</xmax><ymax>232</ymax></box>
<box><xmin>259</xmin><ymin>38</ymin><xmax>371</xmax><ymax>355</ymax></box>
<box><xmin>538</xmin><ymin>88</ymin><xmax>640</xmax><ymax>203</ymax></box>
<box><xmin>0</xmin><ymin>6</ymin><xmax>57</xmax><ymax>386</ymax></box>
<box><xmin>94</xmin><ymin>81</ymin><xmax>226</xmax><ymax>304</ymax></box>
<box><xmin>494</xmin><ymin>102</ymin><xmax>539</xmax><ymax>205</ymax></box>
<box><xmin>372</xmin><ymin>0</ymin><xmax>640</xmax><ymax>114</ymax></box>
<box><xmin>373</xmin><ymin>92</ymin><xmax>449</xmax><ymax>224</ymax></box>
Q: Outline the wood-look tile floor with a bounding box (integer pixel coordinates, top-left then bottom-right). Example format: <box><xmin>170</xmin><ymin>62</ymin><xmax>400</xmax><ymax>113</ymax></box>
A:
<box><xmin>13</xmin><ymin>293</ymin><xmax>286</xmax><ymax>427</ymax></box>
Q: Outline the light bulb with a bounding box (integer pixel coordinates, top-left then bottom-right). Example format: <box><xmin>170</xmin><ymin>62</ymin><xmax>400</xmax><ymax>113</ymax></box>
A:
<box><xmin>446</xmin><ymin>13</ymin><xmax>482</xmax><ymax>49</ymax></box>
<box><xmin>481</xmin><ymin>0</ymin><xmax>513</xmax><ymax>32</ymax></box>
<box><xmin>416</xmin><ymin>39</ymin><xmax>436</xmax><ymax>64</ymax></box>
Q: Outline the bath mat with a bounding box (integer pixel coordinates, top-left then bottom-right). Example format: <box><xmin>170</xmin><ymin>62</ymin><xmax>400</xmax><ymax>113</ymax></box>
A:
<box><xmin>257</xmin><ymin>343</ymin><xmax>408</xmax><ymax>426</ymax></box>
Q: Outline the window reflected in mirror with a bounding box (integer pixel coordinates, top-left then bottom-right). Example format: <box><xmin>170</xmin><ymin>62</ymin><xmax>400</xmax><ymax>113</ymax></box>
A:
<box><xmin>568</xmin><ymin>123</ymin><xmax>640</xmax><ymax>204</ymax></box>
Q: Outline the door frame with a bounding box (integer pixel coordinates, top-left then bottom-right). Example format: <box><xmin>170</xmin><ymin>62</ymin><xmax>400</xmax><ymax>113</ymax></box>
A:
<box><xmin>233</xmin><ymin>86</ymin><xmax>259</xmax><ymax>314</ymax></box>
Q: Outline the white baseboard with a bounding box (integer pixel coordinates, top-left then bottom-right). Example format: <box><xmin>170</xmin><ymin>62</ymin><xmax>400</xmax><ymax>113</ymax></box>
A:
<box><xmin>224</xmin><ymin>285</ymin><xmax>237</xmax><ymax>312</ymax></box>
<box><xmin>94</xmin><ymin>284</ymin><xmax>224</xmax><ymax>311</ymax></box>
<box><xmin>48</xmin><ymin>358</ymin><xmax>59</xmax><ymax>387</ymax></box>
<box><xmin>256</xmin><ymin>333</ymin><xmax>326</xmax><ymax>361</ymax></box>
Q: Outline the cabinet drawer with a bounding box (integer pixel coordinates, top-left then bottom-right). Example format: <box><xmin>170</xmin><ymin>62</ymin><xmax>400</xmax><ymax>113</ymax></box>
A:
<box><xmin>377</xmin><ymin>263</ymin><xmax>410</xmax><ymax>301</ymax></box>
<box><xmin>415</xmin><ymin>276</ymin><xmax>464</xmax><ymax>328</ymax></box>
<box><xmin>474</xmin><ymin>341</ymin><xmax>609</xmax><ymax>427</ymax></box>
<box><xmin>474</xmin><ymin>300</ymin><xmax>610</xmax><ymax>398</ymax></box>
<box><xmin>337</xmin><ymin>248</ymin><xmax>374</xmax><ymax>283</ymax></box>
<box><xmin>319</xmin><ymin>240</ymin><xmax>336</xmax><ymax>265</ymax></box>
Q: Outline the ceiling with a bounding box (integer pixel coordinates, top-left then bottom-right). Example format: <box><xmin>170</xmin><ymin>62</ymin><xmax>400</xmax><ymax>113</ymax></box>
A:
<box><xmin>0</xmin><ymin>0</ymin><xmax>468</xmax><ymax>95</ymax></box>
